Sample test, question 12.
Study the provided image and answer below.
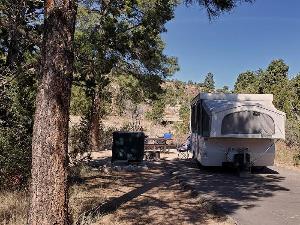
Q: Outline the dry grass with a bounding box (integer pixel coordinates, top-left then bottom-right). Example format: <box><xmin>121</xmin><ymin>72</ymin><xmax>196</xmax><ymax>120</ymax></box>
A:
<box><xmin>275</xmin><ymin>141</ymin><xmax>300</xmax><ymax>168</ymax></box>
<box><xmin>68</xmin><ymin>165</ymin><xmax>116</xmax><ymax>223</ymax></box>
<box><xmin>0</xmin><ymin>190</ymin><xmax>28</xmax><ymax>225</ymax></box>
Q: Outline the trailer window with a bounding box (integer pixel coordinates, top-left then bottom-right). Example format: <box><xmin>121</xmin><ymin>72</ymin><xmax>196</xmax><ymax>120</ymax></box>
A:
<box><xmin>202</xmin><ymin>106</ymin><xmax>210</xmax><ymax>137</ymax></box>
<box><xmin>221</xmin><ymin>111</ymin><xmax>275</xmax><ymax>135</ymax></box>
<box><xmin>191</xmin><ymin>105</ymin><xmax>197</xmax><ymax>132</ymax></box>
<box><xmin>197</xmin><ymin>101</ymin><xmax>202</xmax><ymax>135</ymax></box>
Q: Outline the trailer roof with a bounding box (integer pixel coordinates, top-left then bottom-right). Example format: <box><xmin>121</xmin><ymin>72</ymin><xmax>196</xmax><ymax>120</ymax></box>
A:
<box><xmin>202</xmin><ymin>99</ymin><xmax>285</xmax><ymax>116</ymax></box>
<box><xmin>191</xmin><ymin>93</ymin><xmax>273</xmax><ymax>105</ymax></box>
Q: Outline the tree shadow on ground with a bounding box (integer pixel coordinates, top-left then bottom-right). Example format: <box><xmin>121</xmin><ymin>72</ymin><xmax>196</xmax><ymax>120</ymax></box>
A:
<box><xmin>175</xmin><ymin>159</ymin><xmax>289</xmax><ymax>215</ymax></box>
<box><xmin>75</xmin><ymin>160</ymin><xmax>217</xmax><ymax>225</ymax></box>
<box><xmin>75</xmin><ymin>158</ymin><xmax>290</xmax><ymax>225</ymax></box>
<box><xmin>77</xmin><ymin>172</ymin><xmax>169</xmax><ymax>221</ymax></box>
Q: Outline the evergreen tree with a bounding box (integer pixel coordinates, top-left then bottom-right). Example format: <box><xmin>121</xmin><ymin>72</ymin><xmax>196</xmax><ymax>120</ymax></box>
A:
<box><xmin>260</xmin><ymin>59</ymin><xmax>293</xmax><ymax>117</ymax></box>
<box><xmin>234</xmin><ymin>71</ymin><xmax>258</xmax><ymax>93</ymax></box>
<box><xmin>217</xmin><ymin>85</ymin><xmax>230</xmax><ymax>93</ymax></box>
<box><xmin>0</xmin><ymin>0</ymin><xmax>43</xmax><ymax>188</ymax></box>
<box><xmin>73</xmin><ymin>0</ymin><xmax>179</xmax><ymax>152</ymax></box>
<box><xmin>290</xmin><ymin>74</ymin><xmax>300</xmax><ymax>118</ymax></box>
<box><xmin>146</xmin><ymin>97</ymin><xmax>166</xmax><ymax>124</ymax></box>
<box><xmin>203</xmin><ymin>72</ymin><xmax>215</xmax><ymax>92</ymax></box>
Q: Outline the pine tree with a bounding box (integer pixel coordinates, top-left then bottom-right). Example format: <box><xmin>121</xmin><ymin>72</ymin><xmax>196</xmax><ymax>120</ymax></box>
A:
<box><xmin>28</xmin><ymin>1</ymin><xmax>77</xmax><ymax>224</ymax></box>
<box><xmin>203</xmin><ymin>72</ymin><xmax>215</xmax><ymax>93</ymax></box>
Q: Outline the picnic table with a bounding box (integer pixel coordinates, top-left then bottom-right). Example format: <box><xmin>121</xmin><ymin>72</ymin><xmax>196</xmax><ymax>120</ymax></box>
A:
<box><xmin>144</xmin><ymin>137</ymin><xmax>177</xmax><ymax>152</ymax></box>
<box><xmin>144</xmin><ymin>137</ymin><xmax>177</xmax><ymax>160</ymax></box>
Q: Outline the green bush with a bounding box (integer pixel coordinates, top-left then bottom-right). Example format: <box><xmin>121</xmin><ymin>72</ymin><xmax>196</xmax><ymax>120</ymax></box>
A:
<box><xmin>0</xmin><ymin>71</ymin><xmax>36</xmax><ymax>189</ymax></box>
<box><xmin>69</xmin><ymin>118</ymin><xmax>116</xmax><ymax>162</ymax></box>
<box><xmin>173</xmin><ymin>104</ymin><xmax>190</xmax><ymax>135</ymax></box>
<box><xmin>99</xmin><ymin>126</ymin><xmax>116</xmax><ymax>150</ymax></box>
<box><xmin>285</xmin><ymin>119</ymin><xmax>300</xmax><ymax>146</ymax></box>
<box><xmin>120</xmin><ymin>121</ymin><xmax>144</xmax><ymax>132</ymax></box>
<box><xmin>70</xmin><ymin>85</ymin><xmax>92</xmax><ymax>116</ymax></box>
<box><xmin>173</xmin><ymin>121</ymin><xmax>189</xmax><ymax>135</ymax></box>
<box><xmin>69</xmin><ymin>118</ymin><xmax>90</xmax><ymax>161</ymax></box>
<box><xmin>0</xmin><ymin>127</ymin><xmax>32</xmax><ymax>189</ymax></box>
<box><xmin>145</xmin><ymin>99</ymin><xmax>165</xmax><ymax>124</ymax></box>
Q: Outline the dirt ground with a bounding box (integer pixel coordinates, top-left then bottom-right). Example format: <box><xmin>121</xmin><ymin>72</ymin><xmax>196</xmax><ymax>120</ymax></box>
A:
<box><xmin>71</xmin><ymin>150</ymin><xmax>234</xmax><ymax>225</ymax></box>
<box><xmin>2</xmin><ymin>147</ymin><xmax>299</xmax><ymax>225</ymax></box>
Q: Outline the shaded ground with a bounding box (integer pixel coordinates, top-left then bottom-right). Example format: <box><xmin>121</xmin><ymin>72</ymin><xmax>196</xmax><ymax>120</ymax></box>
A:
<box><xmin>72</xmin><ymin>150</ymin><xmax>300</xmax><ymax>225</ymax></box>
<box><xmin>1</xmin><ymin>149</ymin><xmax>299</xmax><ymax>225</ymax></box>
<box><xmin>72</xmin><ymin>151</ymin><xmax>232</xmax><ymax>225</ymax></box>
<box><xmin>176</xmin><ymin>160</ymin><xmax>300</xmax><ymax>225</ymax></box>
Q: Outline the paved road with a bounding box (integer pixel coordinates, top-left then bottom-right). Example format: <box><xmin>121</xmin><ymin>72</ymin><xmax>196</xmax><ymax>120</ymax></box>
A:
<box><xmin>177</xmin><ymin>162</ymin><xmax>300</xmax><ymax>225</ymax></box>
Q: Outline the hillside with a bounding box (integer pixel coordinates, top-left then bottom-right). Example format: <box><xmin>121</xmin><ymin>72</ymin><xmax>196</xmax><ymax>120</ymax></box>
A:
<box><xmin>70</xmin><ymin>80</ymin><xmax>203</xmax><ymax>146</ymax></box>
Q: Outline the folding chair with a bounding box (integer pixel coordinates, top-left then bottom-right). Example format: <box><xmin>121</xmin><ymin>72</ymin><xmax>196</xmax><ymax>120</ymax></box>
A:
<box><xmin>177</xmin><ymin>136</ymin><xmax>191</xmax><ymax>159</ymax></box>
<box><xmin>177</xmin><ymin>147</ymin><xmax>189</xmax><ymax>159</ymax></box>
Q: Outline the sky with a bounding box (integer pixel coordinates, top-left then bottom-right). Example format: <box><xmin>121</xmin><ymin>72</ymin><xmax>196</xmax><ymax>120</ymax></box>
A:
<box><xmin>162</xmin><ymin>0</ymin><xmax>300</xmax><ymax>89</ymax></box>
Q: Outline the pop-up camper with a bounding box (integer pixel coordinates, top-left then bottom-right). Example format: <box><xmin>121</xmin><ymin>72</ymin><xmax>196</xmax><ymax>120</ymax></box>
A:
<box><xmin>190</xmin><ymin>93</ymin><xmax>285</xmax><ymax>169</ymax></box>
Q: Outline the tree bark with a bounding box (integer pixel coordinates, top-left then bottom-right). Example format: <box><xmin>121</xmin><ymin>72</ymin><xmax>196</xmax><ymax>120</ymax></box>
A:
<box><xmin>28</xmin><ymin>1</ymin><xmax>77</xmax><ymax>225</ymax></box>
<box><xmin>88</xmin><ymin>88</ymin><xmax>101</xmax><ymax>152</ymax></box>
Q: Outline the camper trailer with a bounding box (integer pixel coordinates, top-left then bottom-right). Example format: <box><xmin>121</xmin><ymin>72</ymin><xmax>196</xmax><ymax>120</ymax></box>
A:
<box><xmin>190</xmin><ymin>93</ymin><xmax>285</xmax><ymax>169</ymax></box>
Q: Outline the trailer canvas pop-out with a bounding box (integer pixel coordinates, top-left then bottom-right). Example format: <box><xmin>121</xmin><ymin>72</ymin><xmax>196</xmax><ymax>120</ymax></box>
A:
<box><xmin>190</xmin><ymin>93</ymin><xmax>286</xmax><ymax>169</ymax></box>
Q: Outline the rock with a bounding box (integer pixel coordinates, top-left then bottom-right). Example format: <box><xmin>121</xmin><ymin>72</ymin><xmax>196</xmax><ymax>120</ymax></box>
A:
<box><xmin>172</xmin><ymin>171</ymin><xmax>180</xmax><ymax>176</ymax></box>
<box><xmin>103</xmin><ymin>167</ymin><xmax>110</xmax><ymax>174</ymax></box>
<box><xmin>141</xmin><ymin>166</ymin><xmax>149</xmax><ymax>171</ymax></box>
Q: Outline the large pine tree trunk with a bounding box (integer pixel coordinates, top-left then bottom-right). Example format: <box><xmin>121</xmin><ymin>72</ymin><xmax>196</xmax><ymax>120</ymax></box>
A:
<box><xmin>88</xmin><ymin>88</ymin><xmax>101</xmax><ymax>152</ymax></box>
<box><xmin>28</xmin><ymin>1</ymin><xmax>77</xmax><ymax>225</ymax></box>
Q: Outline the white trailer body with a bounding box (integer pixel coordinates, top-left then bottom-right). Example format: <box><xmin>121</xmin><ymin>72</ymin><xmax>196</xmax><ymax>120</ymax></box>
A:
<box><xmin>190</xmin><ymin>93</ymin><xmax>285</xmax><ymax>167</ymax></box>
